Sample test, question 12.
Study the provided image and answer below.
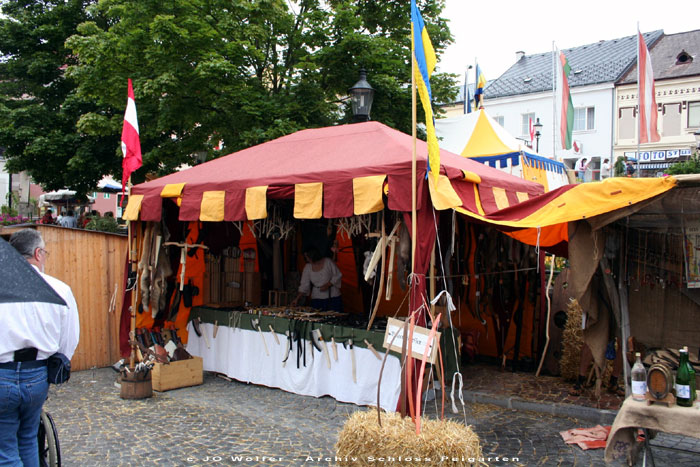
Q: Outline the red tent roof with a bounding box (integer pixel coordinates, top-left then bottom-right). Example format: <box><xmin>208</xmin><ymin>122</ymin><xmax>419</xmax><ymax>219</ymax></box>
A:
<box><xmin>129</xmin><ymin>122</ymin><xmax>544</xmax><ymax>221</ymax></box>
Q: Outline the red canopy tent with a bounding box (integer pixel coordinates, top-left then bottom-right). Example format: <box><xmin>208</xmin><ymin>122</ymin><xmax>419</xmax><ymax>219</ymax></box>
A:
<box><xmin>125</xmin><ymin>121</ymin><xmax>545</xmax><ymax>312</ymax></box>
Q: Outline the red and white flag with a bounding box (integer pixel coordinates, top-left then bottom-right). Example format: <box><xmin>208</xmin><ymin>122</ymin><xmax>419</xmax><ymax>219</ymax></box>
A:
<box><xmin>528</xmin><ymin>117</ymin><xmax>535</xmax><ymax>143</ymax></box>
<box><xmin>121</xmin><ymin>78</ymin><xmax>142</xmax><ymax>201</ymax></box>
<box><xmin>638</xmin><ymin>31</ymin><xmax>660</xmax><ymax>143</ymax></box>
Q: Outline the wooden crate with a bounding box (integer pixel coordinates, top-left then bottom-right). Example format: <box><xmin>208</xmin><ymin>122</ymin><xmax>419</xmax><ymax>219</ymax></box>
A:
<box><xmin>151</xmin><ymin>356</ymin><xmax>204</xmax><ymax>391</ymax></box>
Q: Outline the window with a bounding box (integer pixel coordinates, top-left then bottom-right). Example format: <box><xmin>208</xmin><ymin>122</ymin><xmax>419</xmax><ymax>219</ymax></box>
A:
<box><xmin>521</xmin><ymin>113</ymin><xmax>535</xmax><ymax>137</ymax></box>
<box><xmin>663</xmin><ymin>103</ymin><xmax>681</xmax><ymax>137</ymax></box>
<box><xmin>91</xmin><ymin>192</ymin><xmax>97</xmax><ymax>198</ymax></box>
<box><xmin>493</xmin><ymin>116</ymin><xmax>504</xmax><ymax>127</ymax></box>
<box><xmin>689</xmin><ymin>101</ymin><xmax>700</xmax><ymax>128</ymax></box>
<box><xmin>103</xmin><ymin>193</ymin><xmax>111</xmax><ymax>199</ymax></box>
<box><xmin>574</xmin><ymin>107</ymin><xmax>595</xmax><ymax>131</ymax></box>
<box><xmin>619</xmin><ymin>107</ymin><xmax>635</xmax><ymax>140</ymax></box>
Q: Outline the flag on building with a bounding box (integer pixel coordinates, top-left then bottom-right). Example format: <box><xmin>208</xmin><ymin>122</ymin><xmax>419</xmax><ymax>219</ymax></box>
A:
<box><xmin>529</xmin><ymin>117</ymin><xmax>535</xmax><ymax>143</ymax></box>
<box><xmin>463</xmin><ymin>72</ymin><xmax>472</xmax><ymax>114</ymax></box>
<box><xmin>556</xmin><ymin>50</ymin><xmax>574</xmax><ymax>150</ymax></box>
<box><xmin>121</xmin><ymin>78</ymin><xmax>142</xmax><ymax>201</ymax></box>
<box><xmin>474</xmin><ymin>64</ymin><xmax>486</xmax><ymax>108</ymax></box>
<box><xmin>411</xmin><ymin>0</ymin><xmax>440</xmax><ymax>180</ymax></box>
<box><xmin>638</xmin><ymin>31</ymin><xmax>660</xmax><ymax>143</ymax></box>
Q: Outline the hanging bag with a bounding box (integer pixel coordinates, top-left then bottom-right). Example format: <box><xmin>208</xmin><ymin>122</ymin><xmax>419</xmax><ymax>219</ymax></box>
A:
<box><xmin>47</xmin><ymin>353</ymin><xmax>71</xmax><ymax>384</ymax></box>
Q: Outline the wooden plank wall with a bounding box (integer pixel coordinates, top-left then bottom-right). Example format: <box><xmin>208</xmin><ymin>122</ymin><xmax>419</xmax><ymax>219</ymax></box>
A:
<box><xmin>37</xmin><ymin>225</ymin><xmax>128</xmax><ymax>371</ymax></box>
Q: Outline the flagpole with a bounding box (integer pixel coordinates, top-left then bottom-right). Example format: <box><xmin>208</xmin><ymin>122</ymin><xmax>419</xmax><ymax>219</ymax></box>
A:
<box><xmin>552</xmin><ymin>42</ymin><xmax>557</xmax><ymax>162</ymax></box>
<box><xmin>127</xmin><ymin>178</ymin><xmax>137</xmax><ymax>371</ymax></box>
<box><xmin>463</xmin><ymin>70</ymin><xmax>468</xmax><ymax>114</ymax></box>
<box><xmin>636</xmin><ymin>23</ymin><xmax>641</xmax><ymax>177</ymax></box>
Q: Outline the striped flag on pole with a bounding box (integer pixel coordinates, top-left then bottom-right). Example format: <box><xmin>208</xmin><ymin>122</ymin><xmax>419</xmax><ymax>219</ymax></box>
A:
<box><xmin>411</xmin><ymin>0</ymin><xmax>440</xmax><ymax>180</ymax></box>
<box><xmin>638</xmin><ymin>31</ymin><xmax>660</xmax><ymax>143</ymax></box>
<box><xmin>556</xmin><ymin>49</ymin><xmax>574</xmax><ymax>150</ymax></box>
<box><xmin>121</xmin><ymin>78</ymin><xmax>142</xmax><ymax>200</ymax></box>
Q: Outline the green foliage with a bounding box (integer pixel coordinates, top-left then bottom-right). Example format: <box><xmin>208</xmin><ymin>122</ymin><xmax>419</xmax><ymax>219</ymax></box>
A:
<box><xmin>85</xmin><ymin>215</ymin><xmax>118</xmax><ymax>232</ymax></box>
<box><xmin>614</xmin><ymin>156</ymin><xmax>626</xmax><ymax>177</ymax></box>
<box><xmin>666</xmin><ymin>151</ymin><xmax>700</xmax><ymax>175</ymax></box>
<box><xmin>1</xmin><ymin>0</ymin><xmax>456</xmax><ymax>189</ymax></box>
<box><xmin>0</xmin><ymin>0</ymin><xmax>119</xmax><ymax>196</ymax></box>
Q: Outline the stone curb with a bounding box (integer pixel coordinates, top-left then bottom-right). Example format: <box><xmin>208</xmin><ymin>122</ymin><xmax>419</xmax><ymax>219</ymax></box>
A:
<box><xmin>461</xmin><ymin>390</ymin><xmax>618</xmax><ymax>424</ymax></box>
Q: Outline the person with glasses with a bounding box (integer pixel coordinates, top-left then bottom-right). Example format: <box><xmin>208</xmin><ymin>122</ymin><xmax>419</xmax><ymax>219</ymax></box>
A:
<box><xmin>1</xmin><ymin>229</ymin><xmax>79</xmax><ymax>466</ymax></box>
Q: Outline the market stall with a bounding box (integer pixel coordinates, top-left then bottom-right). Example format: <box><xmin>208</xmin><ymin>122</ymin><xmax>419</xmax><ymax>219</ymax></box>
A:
<box><xmin>122</xmin><ymin>121</ymin><xmax>547</xmax><ymax>405</ymax></box>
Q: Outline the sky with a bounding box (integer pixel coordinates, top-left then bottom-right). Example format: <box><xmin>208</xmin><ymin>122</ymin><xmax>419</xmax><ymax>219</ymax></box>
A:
<box><xmin>438</xmin><ymin>0</ymin><xmax>699</xmax><ymax>83</ymax></box>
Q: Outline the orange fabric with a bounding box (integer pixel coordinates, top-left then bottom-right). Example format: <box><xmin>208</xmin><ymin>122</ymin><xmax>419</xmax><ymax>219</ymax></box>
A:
<box><xmin>167</xmin><ymin>222</ymin><xmax>206</xmax><ymax>344</ymax></box>
<box><xmin>506</xmin><ymin>223</ymin><xmax>569</xmax><ymax>248</ymax></box>
<box><xmin>560</xmin><ymin>425</ymin><xmax>611</xmax><ymax>450</ymax></box>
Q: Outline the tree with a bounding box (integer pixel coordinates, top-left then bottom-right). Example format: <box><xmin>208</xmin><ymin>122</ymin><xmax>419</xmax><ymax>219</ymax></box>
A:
<box><xmin>2</xmin><ymin>1</ymin><xmax>457</xmax><ymax>189</ymax></box>
<box><xmin>0</xmin><ymin>0</ymin><xmax>119</xmax><ymax>195</ymax></box>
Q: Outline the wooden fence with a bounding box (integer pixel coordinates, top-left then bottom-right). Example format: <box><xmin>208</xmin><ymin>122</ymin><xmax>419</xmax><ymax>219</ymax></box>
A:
<box><xmin>2</xmin><ymin>225</ymin><xmax>128</xmax><ymax>371</ymax></box>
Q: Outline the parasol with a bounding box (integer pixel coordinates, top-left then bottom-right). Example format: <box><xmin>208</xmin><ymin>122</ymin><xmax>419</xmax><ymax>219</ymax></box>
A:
<box><xmin>0</xmin><ymin>237</ymin><xmax>66</xmax><ymax>306</ymax></box>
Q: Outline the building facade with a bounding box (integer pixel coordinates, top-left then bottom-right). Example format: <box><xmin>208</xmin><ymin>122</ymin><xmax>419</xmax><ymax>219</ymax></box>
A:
<box><xmin>614</xmin><ymin>30</ymin><xmax>700</xmax><ymax>174</ymax></box>
<box><xmin>444</xmin><ymin>31</ymin><xmax>664</xmax><ymax>180</ymax></box>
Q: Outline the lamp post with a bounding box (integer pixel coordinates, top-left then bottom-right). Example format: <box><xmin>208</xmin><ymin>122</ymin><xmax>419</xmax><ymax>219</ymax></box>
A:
<box><xmin>694</xmin><ymin>129</ymin><xmax>700</xmax><ymax>151</ymax></box>
<box><xmin>349</xmin><ymin>69</ymin><xmax>374</xmax><ymax>122</ymax></box>
<box><xmin>533</xmin><ymin>117</ymin><xmax>543</xmax><ymax>153</ymax></box>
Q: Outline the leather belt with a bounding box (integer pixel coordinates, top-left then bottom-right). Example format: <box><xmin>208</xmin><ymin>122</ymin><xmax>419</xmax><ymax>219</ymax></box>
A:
<box><xmin>0</xmin><ymin>360</ymin><xmax>48</xmax><ymax>370</ymax></box>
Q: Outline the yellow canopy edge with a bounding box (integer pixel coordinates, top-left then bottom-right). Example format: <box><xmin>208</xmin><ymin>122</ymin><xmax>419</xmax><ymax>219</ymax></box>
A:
<box><xmin>428</xmin><ymin>174</ymin><xmax>463</xmax><ymax>210</ymax></box>
<box><xmin>245</xmin><ymin>186</ymin><xmax>268</xmax><ymax>220</ymax></box>
<box><xmin>161</xmin><ymin>183</ymin><xmax>186</xmax><ymax>198</ymax></box>
<box><xmin>491</xmin><ymin>187</ymin><xmax>510</xmax><ymax>210</ymax></box>
<box><xmin>123</xmin><ymin>194</ymin><xmax>144</xmax><ymax>221</ymax></box>
<box><xmin>462</xmin><ymin>170</ymin><xmax>482</xmax><ymax>184</ymax></box>
<box><xmin>456</xmin><ymin>176</ymin><xmax>677</xmax><ymax>232</ymax></box>
<box><xmin>294</xmin><ymin>182</ymin><xmax>323</xmax><ymax>219</ymax></box>
<box><xmin>200</xmin><ymin>191</ymin><xmax>226</xmax><ymax>222</ymax></box>
<box><xmin>353</xmin><ymin>175</ymin><xmax>386</xmax><ymax>215</ymax></box>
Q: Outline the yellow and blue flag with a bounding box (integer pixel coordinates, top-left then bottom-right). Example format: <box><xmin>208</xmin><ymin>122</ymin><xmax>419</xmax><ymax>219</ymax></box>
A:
<box><xmin>474</xmin><ymin>64</ymin><xmax>486</xmax><ymax>108</ymax></box>
<box><xmin>411</xmin><ymin>0</ymin><xmax>440</xmax><ymax>180</ymax></box>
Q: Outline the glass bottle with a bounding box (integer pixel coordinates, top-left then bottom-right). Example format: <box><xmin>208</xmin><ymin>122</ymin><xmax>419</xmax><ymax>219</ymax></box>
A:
<box><xmin>631</xmin><ymin>352</ymin><xmax>647</xmax><ymax>401</ymax></box>
<box><xmin>683</xmin><ymin>346</ymin><xmax>696</xmax><ymax>403</ymax></box>
<box><xmin>676</xmin><ymin>348</ymin><xmax>692</xmax><ymax>407</ymax></box>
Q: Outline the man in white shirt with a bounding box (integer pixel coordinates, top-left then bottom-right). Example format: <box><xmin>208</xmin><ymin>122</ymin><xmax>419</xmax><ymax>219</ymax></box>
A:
<box><xmin>600</xmin><ymin>158</ymin><xmax>612</xmax><ymax>180</ymax></box>
<box><xmin>58</xmin><ymin>210</ymin><xmax>78</xmax><ymax>228</ymax></box>
<box><xmin>1</xmin><ymin>229</ymin><xmax>80</xmax><ymax>466</ymax></box>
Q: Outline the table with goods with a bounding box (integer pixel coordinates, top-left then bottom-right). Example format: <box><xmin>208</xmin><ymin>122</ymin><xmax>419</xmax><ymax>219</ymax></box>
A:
<box><xmin>185</xmin><ymin>305</ymin><xmax>402</xmax><ymax>411</ymax></box>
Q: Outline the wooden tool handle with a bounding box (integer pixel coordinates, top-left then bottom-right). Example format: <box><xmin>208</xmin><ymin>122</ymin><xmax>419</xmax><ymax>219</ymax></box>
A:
<box><xmin>365</xmin><ymin>339</ymin><xmax>382</xmax><ymax>360</ymax></box>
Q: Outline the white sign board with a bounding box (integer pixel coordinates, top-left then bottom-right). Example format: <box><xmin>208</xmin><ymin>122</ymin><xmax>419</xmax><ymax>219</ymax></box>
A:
<box><xmin>666</xmin><ymin>149</ymin><xmax>680</xmax><ymax>159</ymax></box>
<box><xmin>383</xmin><ymin>317</ymin><xmax>441</xmax><ymax>364</ymax></box>
<box><xmin>651</xmin><ymin>151</ymin><xmax>666</xmax><ymax>161</ymax></box>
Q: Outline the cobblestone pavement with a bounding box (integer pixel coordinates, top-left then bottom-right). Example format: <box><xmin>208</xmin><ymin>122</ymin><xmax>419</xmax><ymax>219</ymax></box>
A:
<box><xmin>461</xmin><ymin>363</ymin><xmax>623</xmax><ymax>411</ymax></box>
<box><xmin>44</xmin><ymin>368</ymin><xmax>699</xmax><ymax>466</ymax></box>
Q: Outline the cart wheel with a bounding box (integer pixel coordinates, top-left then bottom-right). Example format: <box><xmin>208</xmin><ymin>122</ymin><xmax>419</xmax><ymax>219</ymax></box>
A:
<box><xmin>38</xmin><ymin>410</ymin><xmax>61</xmax><ymax>467</ymax></box>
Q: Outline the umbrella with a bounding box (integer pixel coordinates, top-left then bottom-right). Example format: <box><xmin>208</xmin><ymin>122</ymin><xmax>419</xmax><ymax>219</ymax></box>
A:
<box><xmin>0</xmin><ymin>237</ymin><xmax>66</xmax><ymax>306</ymax></box>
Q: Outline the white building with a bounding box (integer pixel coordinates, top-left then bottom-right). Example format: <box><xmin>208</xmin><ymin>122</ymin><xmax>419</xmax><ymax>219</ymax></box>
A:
<box><xmin>450</xmin><ymin>31</ymin><xmax>664</xmax><ymax>178</ymax></box>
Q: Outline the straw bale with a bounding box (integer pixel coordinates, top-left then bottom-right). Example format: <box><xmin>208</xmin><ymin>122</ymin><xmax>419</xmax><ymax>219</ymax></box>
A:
<box><xmin>560</xmin><ymin>299</ymin><xmax>584</xmax><ymax>381</ymax></box>
<box><xmin>335</xmin><ymin>410</ymin><xmax>483</xmax><ymax>466</ymax></box>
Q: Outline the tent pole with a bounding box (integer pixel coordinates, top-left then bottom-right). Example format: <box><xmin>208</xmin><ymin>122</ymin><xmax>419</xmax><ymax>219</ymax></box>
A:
<box><xmin>127</xmin><ymin>178</ymin><xmax>137</xmax><ymax>371</ymax></box>
<box><xmin>619</xmin><ymin>220</ymin><xmax>632</xmax><ymax>397</ymax></box>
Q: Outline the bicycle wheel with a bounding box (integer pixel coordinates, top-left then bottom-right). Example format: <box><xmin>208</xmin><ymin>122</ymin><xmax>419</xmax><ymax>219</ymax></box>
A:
<box><xmin>38</xmin><ymin>410</ymin><xmax>61</xmax><ymax>467</ymax></box>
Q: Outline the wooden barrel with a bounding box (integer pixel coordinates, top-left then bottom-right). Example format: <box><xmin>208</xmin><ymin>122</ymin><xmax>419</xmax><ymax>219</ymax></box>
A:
<box><xmin>647</xmin><ymin>363</ymin><xmax>673</xmax><ymax>400</ymax></box>
<box><xmin>120</xmin><ymin>373</ymin><xmax>153</xmax><ymax>400</ymax></box>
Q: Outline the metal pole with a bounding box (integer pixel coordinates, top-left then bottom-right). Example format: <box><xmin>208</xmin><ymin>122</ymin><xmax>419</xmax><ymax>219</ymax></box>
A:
<box><xmin>636</xmin><ymin>24</ymin><xmax>641</xmax><ymax>177</ymax></box>
<box><xmin>552</xmin><ymin>43</ymin><xmax>557</xmax><ymax>162</ymax></box>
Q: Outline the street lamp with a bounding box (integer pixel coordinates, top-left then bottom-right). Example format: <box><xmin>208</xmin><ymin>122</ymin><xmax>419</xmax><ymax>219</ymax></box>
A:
<box><xmin>349</xmin><ymin>69</ymin><xmax>374</xmax><ymax>122</ymax></box>
<box><xmin>694</xmin><ymin>129</ymin><xmax>700</xmax><ymax>150</ymax></box>
<box><xmin>533</xmin><ymin>118</ymin><xmax>543</xmax><ymax>153</ymax></box>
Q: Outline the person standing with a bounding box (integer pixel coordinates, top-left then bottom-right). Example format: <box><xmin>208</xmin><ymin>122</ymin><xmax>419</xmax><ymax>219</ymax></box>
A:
<box><xmin>576</xmin><ymin>158</ymin><xmax>589</xmax><ymax>182</ymax></box>
<box><xmin>600</xmin><ymin>158</ymin><xmax>611</xmax><ymax>180</ymax></box>
<box><xmin>1</xmin><ymin>229</ymin><xmax>80</xmax><ymax>466</ymax></box>
<box><xmin>291</xmin><ymin>246</ymin><xmax>343</xmax><ymax>311</ymax></box>
<box><xmin>58</xmin><ymin>210</ymin><xmax>77</xmax><ymax>228</ymax></box>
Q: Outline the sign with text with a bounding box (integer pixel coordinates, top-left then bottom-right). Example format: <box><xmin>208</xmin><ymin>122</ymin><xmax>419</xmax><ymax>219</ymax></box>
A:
<box><xmin>666</xmin><ymin>149</ymin><xmax>680</xmax><ymax>159</ymax></box>
<box><xmin>639</xmin><ymin>151</ymin><xmax>652</xmax><ymax>162</ymax></box>
<box><xmin>383</xmin><ymin>317</ymin><xmax>441</xmax><ymax>364</ymax></box>
<box><xmin>651</xmin><ymin>151</ymin><xmax>666</xmax><ymax>161</ymax></box>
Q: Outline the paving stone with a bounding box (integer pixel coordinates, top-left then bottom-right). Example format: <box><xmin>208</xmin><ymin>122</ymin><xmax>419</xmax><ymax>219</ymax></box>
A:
<box><xmin>42</xmin><ymin>368</ymin><xmax>700</xmax><ymax>466</ymax></box>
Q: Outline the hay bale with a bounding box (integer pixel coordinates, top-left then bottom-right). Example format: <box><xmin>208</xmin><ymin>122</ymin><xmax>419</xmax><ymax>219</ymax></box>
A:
<box><xmin>560</xmin><ymin>299</ymin><xmax>616</xmax><ymax>387</ymax></box>
<box><xmin>560</xmin><ymin>299</ymin><xmax>584</xmax><ymax>381</ymax></box>
<box><xmin>335</xmin><ymin>410</ymin><xmax>482</xmax><ymax>466</ymax></box>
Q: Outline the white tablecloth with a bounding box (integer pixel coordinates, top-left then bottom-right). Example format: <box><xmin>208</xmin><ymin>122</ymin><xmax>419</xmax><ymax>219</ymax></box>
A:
<box><xmin>186</xmin><ymin>321</ymin><xmax>402</xmax><ymax>411</ymax></box>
